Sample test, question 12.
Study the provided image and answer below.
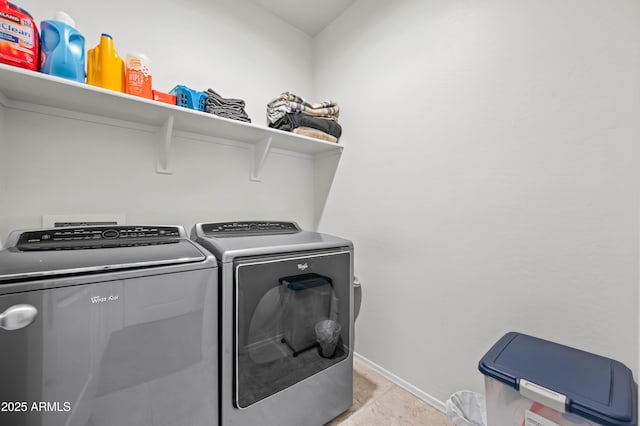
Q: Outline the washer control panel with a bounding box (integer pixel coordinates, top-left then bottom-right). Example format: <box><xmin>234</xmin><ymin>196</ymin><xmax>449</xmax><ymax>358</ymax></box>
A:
<box><xmin>16</xmin><ymin>226</ymin><xmax>182</xmax><ymax>251</ymax></box>
<box><xmin>202</xmin><ymin>221</ymin><xmax>300</xmax><ymax>237</ymax></box>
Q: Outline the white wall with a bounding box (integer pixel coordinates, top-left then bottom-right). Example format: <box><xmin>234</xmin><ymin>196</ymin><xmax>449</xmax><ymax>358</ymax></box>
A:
<box><xmin>315</xmin><ymin>0</ymin><xmax>640</xmax><ymax>403</ymax></box>
<box><xmin>1</xmin><ymin>0</ymin><xmax>316</xmax><ymax>241</ymax></box>
<box><xmin>2</xmin><ymin>109</ymin><xmax>316</xmax><ymax>238</ymax></box>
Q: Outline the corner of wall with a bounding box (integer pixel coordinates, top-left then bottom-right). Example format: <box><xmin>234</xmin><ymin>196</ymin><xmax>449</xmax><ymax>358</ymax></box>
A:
<box><xmin>354</xmin><ymin>352</ymin><xmax>448</xmax><ymax>413</ymax></box>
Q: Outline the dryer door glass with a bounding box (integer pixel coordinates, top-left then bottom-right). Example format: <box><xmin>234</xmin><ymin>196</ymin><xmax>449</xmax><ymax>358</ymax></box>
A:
<box><xmin>234</xmin><ymin>250</ymin><xmax>351</xmax><ymax>408</ymax></box>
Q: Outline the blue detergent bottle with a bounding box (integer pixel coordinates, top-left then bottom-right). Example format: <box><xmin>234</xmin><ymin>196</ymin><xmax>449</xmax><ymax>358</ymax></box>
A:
<box><xmin>40</xmin><ymin>12</ymin><xmax>85</xmax><ymax>82</ymax></box>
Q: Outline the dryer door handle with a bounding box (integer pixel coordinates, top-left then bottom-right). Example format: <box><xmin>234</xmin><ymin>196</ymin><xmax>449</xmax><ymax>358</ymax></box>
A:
<box><xmin>0</xmin><ymin>304</ymin><xmax>38</xmax><ymax>331</ymax></box>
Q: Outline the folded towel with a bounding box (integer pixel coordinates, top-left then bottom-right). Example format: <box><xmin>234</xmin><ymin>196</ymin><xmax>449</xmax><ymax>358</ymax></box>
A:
<box><xmin>207</xmin><ymin>88</ymin><xmax>246</xmax><ymax>107</ymax></box>
<box><xmin>205</xmin><ymin>88</ymin><xmax>252</xmax><ymax>123</ymax></box>
<box><xmin>293</xmin><ymin>127</ymin><xmax>338</xmax><ymax>143</ymax></box>
<box><xmin>269</xmin><ymin>112</ymin><xmax>342</xmax><ymax>139</ymax></box>
<box><xmin>267</xmin><ymin>91</ymin><xmax>339</xmax><ymax>124</ymax></box>
<box><xmin>208</xmin><ymin>109</ymin><xmax>251</xmax><ymax>122</ymax></box>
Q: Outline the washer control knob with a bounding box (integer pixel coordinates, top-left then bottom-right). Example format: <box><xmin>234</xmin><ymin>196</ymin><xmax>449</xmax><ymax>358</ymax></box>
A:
<box><xmin>102</xmin><ymin>229</ymin><xmax>119</xmax><ymax>239</ymax></box>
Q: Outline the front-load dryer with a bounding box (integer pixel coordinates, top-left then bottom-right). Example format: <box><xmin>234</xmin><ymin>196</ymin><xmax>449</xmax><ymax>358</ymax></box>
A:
<box><xmin>0</xmin><ymin>225</ymin><xmax>218</xmax><ymax>426</ymax></box>
<box><xmin>191</xmin><ymin>221</ymin><xmax>355</xmax><ymax>426</ymax></box>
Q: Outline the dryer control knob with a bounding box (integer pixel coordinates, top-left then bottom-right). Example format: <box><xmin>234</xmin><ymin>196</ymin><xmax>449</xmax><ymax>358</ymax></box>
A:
<box><xmin>0</xmin><ymin>304</ymin><xmax>38</xmax><ymax>331</ymax></box>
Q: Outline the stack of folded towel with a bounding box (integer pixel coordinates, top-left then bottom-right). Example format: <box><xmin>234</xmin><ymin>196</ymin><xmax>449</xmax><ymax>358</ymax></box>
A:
<box><xmin>205</xmin><ymin>89</ymin><xmax>251</xmax><ymax>123</ymax></box>
<box><xmin>267</xmin><ymin>91</ymin><xmax>342</xmax><ymax>142</ymax></box>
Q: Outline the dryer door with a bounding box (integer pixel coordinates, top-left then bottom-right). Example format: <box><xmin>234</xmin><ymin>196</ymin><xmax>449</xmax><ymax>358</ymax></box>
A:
<box><xmin>233</xmin><ymin>249</ymin><xmax>352</xmax><ymax>409</ymax></box>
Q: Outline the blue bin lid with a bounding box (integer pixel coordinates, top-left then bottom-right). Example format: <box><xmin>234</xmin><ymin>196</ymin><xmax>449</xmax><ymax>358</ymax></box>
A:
<box><xmin>478</xmin><ymin>332</ymin><xmax>637</xmax><ymax>426</ymax></box>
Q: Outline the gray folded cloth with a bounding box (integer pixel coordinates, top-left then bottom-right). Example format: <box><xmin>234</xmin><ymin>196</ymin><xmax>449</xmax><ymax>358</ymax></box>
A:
<box><xmin>209</xmin><ymin>109</ymin><xmax>251</xmax><ymax>123</ymax></box>
<box><xmin>205</xmin><ymin>88</ymin><xmax>251</xmax><ymax>123</ymax></box>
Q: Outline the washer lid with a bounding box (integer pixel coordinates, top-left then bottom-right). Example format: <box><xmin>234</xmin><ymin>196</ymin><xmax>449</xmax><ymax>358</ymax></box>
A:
<box><xmin>191</xmin><ymin>222</ymin><xmax>352</xmax><ymax>262</ymax></box>
<box><xmin>0</xmin><ymin>226</ymin><xmax>208</xmax><ymax>282</ymax></box>
<box><xmin>478</xmin><ymin>332</ymin><xmax>638</xmax><ymax>426</ymax></box>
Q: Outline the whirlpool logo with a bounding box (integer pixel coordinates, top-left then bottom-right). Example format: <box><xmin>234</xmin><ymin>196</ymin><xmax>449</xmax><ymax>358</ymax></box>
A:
<box><xmin>297</xmin><ymin>263</ymin><xmax>309</xmax><ymax>271</ymax></box>
<box><xmin>90</xmin><ymin>295</ymin><xmax>119</xmax><ymax>304</ymax></box>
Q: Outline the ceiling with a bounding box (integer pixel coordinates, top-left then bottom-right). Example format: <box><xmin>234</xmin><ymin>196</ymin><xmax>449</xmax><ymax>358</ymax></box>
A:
<box><xmin>247</xmin><ymin>0</ymin><xmax>355</xmax><ymax>37</ymax></box>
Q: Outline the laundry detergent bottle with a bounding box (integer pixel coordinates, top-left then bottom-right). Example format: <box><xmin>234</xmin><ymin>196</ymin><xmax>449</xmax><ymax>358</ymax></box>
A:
<box><xmin>39</xmin><ymin>12</ymin><xmax>85</xmax><ymax>82</ymax></box>
<box><xmin>0</xmin><ymin>0</ymin><xmax>39</xmax><ymax>71</ymax></box>
<box><xmin>87</xmin><ymin>33</ymin><xmax>124</xmax><ymax>92</ymax></box>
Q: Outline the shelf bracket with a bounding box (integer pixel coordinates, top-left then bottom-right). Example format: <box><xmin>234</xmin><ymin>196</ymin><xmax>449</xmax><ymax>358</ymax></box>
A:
<box><xmin>250</xmin><ymin>136</ymin><xmax>272</xmax><ymax>182</ymax></box>
<box><xmin>156</xmin><ymin>115</ymin><xmax>175</xmax><ymax>174</ymax></box>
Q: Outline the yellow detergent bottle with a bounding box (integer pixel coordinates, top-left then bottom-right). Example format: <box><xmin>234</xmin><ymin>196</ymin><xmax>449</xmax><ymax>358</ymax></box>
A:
<box><xmin>87</xmin><ymin>33</ymin><xmax>124</xmax><ymax>92</ymax></box>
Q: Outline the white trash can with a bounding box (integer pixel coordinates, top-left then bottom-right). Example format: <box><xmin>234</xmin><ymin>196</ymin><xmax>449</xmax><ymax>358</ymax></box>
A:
<box><xmin>446</xmin><ymin>390</ymin><xmax>487</xmax><ymax>426</ymax></box>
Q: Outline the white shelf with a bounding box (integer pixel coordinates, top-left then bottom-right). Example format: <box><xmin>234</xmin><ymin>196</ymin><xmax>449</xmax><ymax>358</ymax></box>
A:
<box><xmin>0</xmin><ymin>63</ymin><xmax>343</xmax><ymax>178</ymax></box>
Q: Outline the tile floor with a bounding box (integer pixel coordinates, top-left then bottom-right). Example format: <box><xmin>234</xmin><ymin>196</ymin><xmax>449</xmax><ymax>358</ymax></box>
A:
<box><xmin>327</xmin><ymin>359</ymin><xmax>453</xmax><ymax>426</ymax></box>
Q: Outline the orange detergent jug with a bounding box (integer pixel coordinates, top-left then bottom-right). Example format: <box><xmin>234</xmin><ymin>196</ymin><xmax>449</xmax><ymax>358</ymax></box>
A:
<box><xmin>87</xmin><ymin>33</ymin><xmax>123</xmax><ymax>92</ymax></box>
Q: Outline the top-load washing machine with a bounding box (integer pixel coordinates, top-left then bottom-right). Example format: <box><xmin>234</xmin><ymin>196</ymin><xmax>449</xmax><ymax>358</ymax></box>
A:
<box><xmin>0</xmin><ymin>225</ymin><xmax>218</xmax><ymax>426</ymax></box>
<box><xmin>191</xmin><ymin>221</ymin><xmax>356</xmax><ymax>426</ymax></box>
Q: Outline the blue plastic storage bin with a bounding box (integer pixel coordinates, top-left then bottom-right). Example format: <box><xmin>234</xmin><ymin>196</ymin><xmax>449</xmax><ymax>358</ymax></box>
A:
<box><xmin>169</xmin><ymin>85</ymin><xmax>208</xmax><ymax>111</ymax></box>
<box><xmin>479</xmin><ymin>332</ymin><xmax>637</xmax><ymax>426</ymax></box>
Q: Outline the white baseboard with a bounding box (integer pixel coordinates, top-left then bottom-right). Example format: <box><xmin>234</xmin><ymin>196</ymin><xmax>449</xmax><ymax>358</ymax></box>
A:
<box><xmin>354</xmin><ymin>352</ymin><xmax>447</xmax><ymax>413</ymax></box>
